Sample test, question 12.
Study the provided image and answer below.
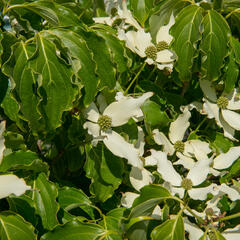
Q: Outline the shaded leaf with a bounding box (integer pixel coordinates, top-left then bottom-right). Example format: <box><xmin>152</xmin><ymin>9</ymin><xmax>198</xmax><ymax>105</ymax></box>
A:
<box><xmin>40</xmin><ymin>220</ymin><xmax>106</xmax><ymax>240</ymax></box>
<box><xmin>32</xmin><ymin>173</ymin><xmax>59</xmax><ymax>230</ymax></box>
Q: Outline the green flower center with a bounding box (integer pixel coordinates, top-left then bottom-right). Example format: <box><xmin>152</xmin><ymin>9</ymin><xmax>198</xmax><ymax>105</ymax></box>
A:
<box><xmin>216</xmin><ymin>96</ymin><xmax>228</xmax><ymax>109</ymax></box>
<box><xmin>181</xmin><ymin>178</ymin><xmax>193</xmax><ymax>190</ymax></box>
<box><xmin>145</xmin><ymin>46</ymin><xmax>157</xmax><ymax>60</ymax></box>
<box><xmin>205</xmin><ymin>208</ymin><xmax>214</xmax><ymax>216</ymax></box>
<box><xmin>156</xmin><ymin>41</ymin><xmax>169</xmax><ymax>51</ymax></box>
<box><xmin>174</xmin><ymin>141</ymin><xmax>185</xmax><ymax>153</ymax></box>
<box><xmin>97</xmin><ymin>115</ymin><xmax>112</xmax><ymax>130</ymax></box>
<box><xmin>208</xmin><ymin>231</ymin><xmax>217</xmax><ymax>240</ymax></box>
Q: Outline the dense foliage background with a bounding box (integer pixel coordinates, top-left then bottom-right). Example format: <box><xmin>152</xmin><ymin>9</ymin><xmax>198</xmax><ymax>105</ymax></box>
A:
<box><xmin>1</xmin><ymin>0</ymin><xmax>240</xmax><ymax>239</ymax></box>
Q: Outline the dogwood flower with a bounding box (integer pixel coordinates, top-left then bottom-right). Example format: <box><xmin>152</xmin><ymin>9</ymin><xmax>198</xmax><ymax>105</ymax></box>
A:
<box><xmin>118</xmin><ymin>14</ymin><xmax>175</xmax><ymax>70</ymax></box>
<box><xmin>200</xmin><ymin>79</ymin><xmax>240</xmax><ymax>140</ymax></box>
<box><xmin>83</xmin><ymin>92</ymin><xmax>153</xmax><ymax>168</ymax></box>
<box><xmin>175</xmin><ymin>146</ymin><xmax>240</xmax><ymax>176</ymax></box>
<box><xmin>0</xmin><ymin>174</ymin><xmax>31</xmax><ymax>199</ymax></box>
<box><xmin>153</xmin><ymin>108</ymin><xmax>212</xmax><ymax>163</ymax></box>
<box><xmin>145</xmin><ymin>150</ymin><xmax>213</xmax><ymax>200</ymax></box>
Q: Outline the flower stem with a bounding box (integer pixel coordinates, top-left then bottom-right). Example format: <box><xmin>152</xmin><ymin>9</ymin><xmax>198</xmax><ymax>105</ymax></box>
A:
<box><xmin>124</xmin><ymin>62</ymin><xmax>146</xmax><ymax>95</ymax></box>
<box><xmin>218</xmin><ymin>212</ymin><xmax>240</xmax><ymax>222</ymax></box>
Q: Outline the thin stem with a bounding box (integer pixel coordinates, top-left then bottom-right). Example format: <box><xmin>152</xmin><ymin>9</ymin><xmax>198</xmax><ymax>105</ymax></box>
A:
<box><xmin>147</xmin><ymin>65</ymin><xmax>157</xmax><ymax>81</ymax></box>
<box><xmin>218</xmin><ymin>212</ymin><xmax>240</xmax><ymax>222</ymax></box>
<box><xmin>124</xmin><ymin>62</ymin><xmax>146</xmax><ymax>95</ymax></box>
<box><xmin>192</xmin><ymin>117</ymin><xmax>207</xmax><ymax>134</ymax></box>
<box><xmin>181</xmin><ymin>81</ymin><xmax>189</xmax><ymax>97</ymax></box>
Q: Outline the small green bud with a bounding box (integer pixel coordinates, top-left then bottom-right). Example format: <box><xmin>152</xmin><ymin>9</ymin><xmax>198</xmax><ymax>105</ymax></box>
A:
<box><xmin>145</xmin><ymin>46</ymin><xmax>157</xmax><ymax>60</ymax></box>
<box><xmin>97</xmin><ymin>115</ymin><xmax>112</xmax><ymax>130</ymax></box>
<box><xmin>205</xmin><ymin>208</ymin><xmax>214</xmax><ymax>216</ymax></box>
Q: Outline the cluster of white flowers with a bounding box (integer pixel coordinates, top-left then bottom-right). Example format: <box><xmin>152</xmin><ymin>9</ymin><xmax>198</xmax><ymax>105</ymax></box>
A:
<box><xmin>93</xmin><ymin>0</ymin><xmax>175</xmax><ymax>71</ymax></box>
<box><xmin>83</xmin><ymin>88</ymin><xmax>240</xmax><ymax>239</ymax></box>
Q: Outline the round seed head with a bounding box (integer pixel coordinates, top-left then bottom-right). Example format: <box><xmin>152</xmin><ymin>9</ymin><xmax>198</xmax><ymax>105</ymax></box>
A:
<box><xmin>156</xmin><ymin>41</ymin><xmax>169</xmax><ymax>51</ymax></box>
<box><xmin>181</xmin><ymin>178</ymin><xmax>193</xmax><ymax>190</ymax></box>
<box><xmin>216</xmin><ymin>96</ymin><xmax>228</xmax><ymax>109</ymax></box>
<box><xmin>145</xmin><ymin>46</ymin><xmax>157</xmax><ymax>60</ymax></box>
<box><xmin>97</xmin><ymin>115</ymin><xmax>112</xmax><ymax>130</ymax></box>
<box><xmin>205</xmin><ymin>208</ymin><xmax>214</xmax><ymax>216</ymax></box>
<box><xmin>174</xmin><ymin>141</ymin><xmax>185</xmax><ymax>153</ymax></box>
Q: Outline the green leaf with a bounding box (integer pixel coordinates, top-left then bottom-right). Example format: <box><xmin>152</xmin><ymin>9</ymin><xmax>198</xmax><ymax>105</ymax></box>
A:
<box><xmin>93</xmin><ymin>26</ymin><xmax>131</xmax><ymax>73</ymax></box>
<box><xmin>8</xmin><ymin>195</ymin><xmax>37</xmax><ymax>226</ymax></box>
<box><xmin>200</xmin><ymin>10</ymin><xmax>230</xmax><ymax>81</ymax></box>
<box><xmin>224</xmin><ymin>51</ymin><xmax>239</xmax><ymax>93</ymax></box>
<box><xmin>130</xmin><ymin>0</ymin><xmax>154</xmax><ymax>26</ymax></box>
<box><xmin>142</xmin><ymin>100</ymin><xmax>170</xmax><ymax>128</ymax></box>
<box><xmin>84</xmin><ymin>144</ymin><xmax>123</xmax><ymax>202</ymax></box>
<box><xmin>82</xmin><ymin>30</ymin><xmax>116</xmax><ymax>90</ymax></box>
<box><xmin>30</xmin><ymin>33</ymin><xmax>77</xmax><ymax>130</ymax></box>
<box><xmin>150</xmin><ymin>0</ymin><xmax>188</xmax><ymax>39</ymax></box>
<box><xmin>58</xmin><ymin>187</ymin><xmax>94</xmax><ymax>219</ymax></box>
<box><xmin>40</xmin><ymin>220</ymin><xmax>106</xmax><ymax>240</ymax></box>
<box><xmin>230</xmin><ymin>36</ymin><xmax>240</xmax><ymax>65</ymax></box>
<box><xmin>7</xmin><ymin>0</ymin><xmax>59</xmax><ymax>26</ymax></box>
<box><xmin>220</xmin><ymin>158</ymin><xmax>240</xmax><ymax>183</ymax></box>
<box><xmin>32</xmin><ymin>173</ymin><xmax>59</xmax><ymax>230</ymax></box>
<box><xmin>171</xmin><ymin>5</ymin><xmax>203</xmax><ymax>81</ymax></box>
<box><xmin>46</xmin><ymin>29</ymin><xmax>98</xmax><ymax>106</ymax></box>
<box><xmin>151</xmin><ymin>215</ymin><xmax>184</xmax><ymax>240</ymax></box>
<box><xmin>0</xmin><ymin>212</ymin><xmax>37</xmax><ymax>240</ymax></box>
<box><xmin>213</xmin><ymin>132</ymin><xmax>233</xmax><ymax>154</ymax></box>
<box><xmin>0</xmin><ymin>150</ymin><xmax>49</xmax><ymax>173</ymax></box>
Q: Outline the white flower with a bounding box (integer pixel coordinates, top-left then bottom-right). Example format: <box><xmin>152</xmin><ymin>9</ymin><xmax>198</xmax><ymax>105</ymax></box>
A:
<box><xmin>146</xmin><ymin>150</ymin><xmax>213</xmax><ymax>200</ymax></box>
<box><xmin>83</xmin><ymin>92</ymin><xmax>153</xmax><ymax>168</ymax></box>
<box><xmin>200</xmin><ymin>79</ymin><xmax>240</xmax><ymax>140</ymax></box>
<box><xmin>152</xmin><ymin>108</ymin><xmax>211</xmax><ymax>163</ymax></box>
<box><xmin>118</xmin><ymin>14</ymin><xmax>175</xmax><ymax>70</ymax></box>
<box><xmin>0</xmin><ymin>174</ymin><xmax>31</xmax><ymax>199</ymax></box>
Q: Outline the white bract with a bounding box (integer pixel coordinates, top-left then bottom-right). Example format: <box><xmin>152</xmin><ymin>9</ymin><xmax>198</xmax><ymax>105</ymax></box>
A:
<box><xmin>118</xmin><ymin>14</ymin><xmax>175</xmax><ymax>70</ymax></box>
<box><xmin>153</xmin><ymin>108</ymin><xmax>211</xmax><ymax>165</ymax></box>
<box><xmin>83</xmin><ymin>92</ymin><xmax>153</xmax><ymax>168</ymax></box>
<box><xmin>146</xmin><ymin>150</ymin><xmax>214</xmax><ymax>200</ymax></box>
<box><xmin>0</xmin><ymin>174</ymin><xmax>31</xmax><ymax>199</ymax></box>
<box><xmin>200</xmin><ymin>79</ymin><xmax>240</xmax><ymax>140</ymax></box>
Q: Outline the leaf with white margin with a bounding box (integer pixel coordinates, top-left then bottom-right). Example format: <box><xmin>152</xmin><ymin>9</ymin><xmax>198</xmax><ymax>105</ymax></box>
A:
<box><xmin>103</xmin><ymin>130</ymin><xmax>142</xmax><ymax>168</ymax></box>
<box><xmin>169</xmin><ymin>109</ymin><xmax>191</xmax><ymax>144</ymax></box>
<box><xmin>0</xmin><ymin>121</ymin><xmax>5</xmax><ymax>164</ymax></box>
<box><xmin>0</xmin><ymin>174</ymin><xmax>31</xmax><ymax>199</ymax></box>
<box><xmin>213</xmin><ymin>146</ymin><xmax>240</xmax><ymax>169</ymax></box>
<box><xmin>103</xmin><ymin>92</ymin><xmax>153</xmax><ymax>126</ymax></box>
